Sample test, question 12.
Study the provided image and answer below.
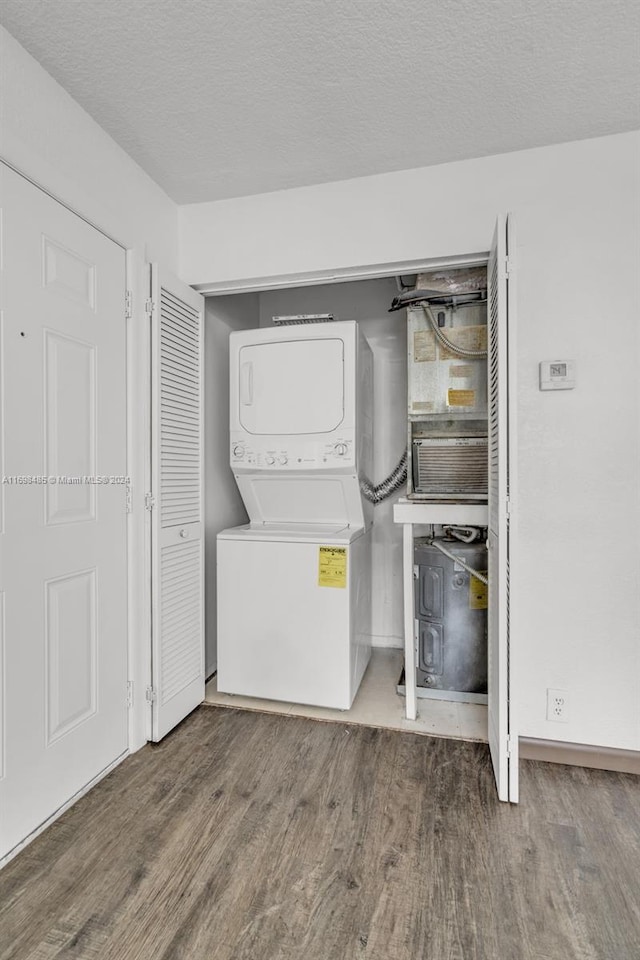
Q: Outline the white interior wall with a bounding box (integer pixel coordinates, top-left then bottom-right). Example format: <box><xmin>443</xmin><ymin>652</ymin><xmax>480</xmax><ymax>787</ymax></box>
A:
<box><xmin>181</xmin><ymin>132</ymin><xmax>640</xmax><ymax>752</ymax></box>
<box><xmin>1</xmin><ymin>26</ymin><xmax>179</xmax><ymax>751</ymax></box>
<box><xmin>204</xmin><ymin>295</ymin><xmax>259</xmax><ymax>675</ymax></box>
<box><xmin>258</xmin><ymin>280</ymin><xmax>407</xmax><ymax>648</ymax></box>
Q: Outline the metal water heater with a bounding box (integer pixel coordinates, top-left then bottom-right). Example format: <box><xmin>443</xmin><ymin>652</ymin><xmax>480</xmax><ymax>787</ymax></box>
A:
<box><xmin>414</xmin><ymin>538</ymin><xmax>487</xmax><ymax>694</ymax></box>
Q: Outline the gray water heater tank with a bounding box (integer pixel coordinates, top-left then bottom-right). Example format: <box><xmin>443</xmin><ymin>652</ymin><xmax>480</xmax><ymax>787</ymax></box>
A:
<box><xmin>414</xmin><ymin>538</ymin><xmax>487</xmax><ymax>694</ymax></box>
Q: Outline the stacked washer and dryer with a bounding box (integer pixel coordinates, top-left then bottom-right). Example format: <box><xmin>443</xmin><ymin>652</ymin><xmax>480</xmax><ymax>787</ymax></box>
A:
<box><xmin>217</xmin><ymin>321</ymin><xmax>374</xmax><ymax>710</ymax></box>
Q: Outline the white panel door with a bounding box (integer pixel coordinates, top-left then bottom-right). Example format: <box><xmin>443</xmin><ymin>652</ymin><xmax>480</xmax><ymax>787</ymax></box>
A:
<box><xmin>487</xmin><ymin>213</ymin><xmax>518</xmax><ymax>803</ymax></box>
<box><xmin>150</xmin><ymin>265</ymin><xmax>205</xmax><ymax>740</ymax></box>
<box><xmin>0</xmin><ymin>165</ymin><xmax>128</xmax><ymax>859</ymax></box>
<box><xmin>238</xmin><ymin>338</ymin><xmax>344</xmax><ymax>435</ymax></box>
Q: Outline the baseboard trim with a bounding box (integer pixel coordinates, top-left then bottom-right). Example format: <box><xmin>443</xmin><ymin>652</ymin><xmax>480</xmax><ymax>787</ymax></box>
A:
<box><xmin>370</xmin><ymin>635</ymin><xmax>403</xmax><ymax>650</ymax></box>
<box><xmin>519</xmin><ymin>737</ymin><xmax>640</xmax><ymax>775</ymax></box>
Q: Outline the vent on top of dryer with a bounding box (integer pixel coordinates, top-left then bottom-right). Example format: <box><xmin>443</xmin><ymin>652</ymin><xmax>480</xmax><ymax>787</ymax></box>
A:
<box><xmin>272</xmin><ymin>313</ymin><xmax>335</xmax><ymax>325</ymax></box>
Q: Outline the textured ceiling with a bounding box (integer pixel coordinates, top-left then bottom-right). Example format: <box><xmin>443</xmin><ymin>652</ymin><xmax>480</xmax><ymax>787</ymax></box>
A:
<box><xmin>1</xmin><ymin>0</ymin><xmax>638</xmax><ymax>203</ymax></box>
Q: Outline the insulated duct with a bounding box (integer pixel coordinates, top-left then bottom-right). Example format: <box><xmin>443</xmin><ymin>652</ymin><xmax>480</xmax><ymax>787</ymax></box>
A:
<box><xmin>389</xmin><ymin>266</ymin><xmax>487</xmax><ymax>312</ymax></box>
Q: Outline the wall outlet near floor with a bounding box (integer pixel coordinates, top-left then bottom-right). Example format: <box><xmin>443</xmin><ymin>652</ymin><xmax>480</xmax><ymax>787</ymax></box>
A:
<box><xmin>547</xmin><ymin>688</ymin><xmax>569</xmax><ymax>722</ymax></box>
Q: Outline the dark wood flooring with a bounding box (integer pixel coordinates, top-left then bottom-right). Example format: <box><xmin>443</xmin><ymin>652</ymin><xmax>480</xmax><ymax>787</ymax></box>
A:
<box><xmin>1</xmin><ymin>706</ymin><xmax>639</xmax><ymax>960</ymax></box>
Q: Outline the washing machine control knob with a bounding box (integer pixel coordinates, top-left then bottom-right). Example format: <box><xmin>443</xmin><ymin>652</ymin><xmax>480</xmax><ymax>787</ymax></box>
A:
<box><xmin>278</xmin><ymin>455</ymin><xmax>288</xmax><ymax>465</ymax></box>
<box><xmin>265</xmin><ymin>456</ymin><xmax>275</xmax><ymax>465</ymax></box>
<box><xmin>334</xmin><ymin>442</ymin><xmax>348</xmax><ymax>457</ymax></box>
<box><xmin>233</xmin><ymin>444</ymin><xmax>245</xmax><ymax>459</ymax></box>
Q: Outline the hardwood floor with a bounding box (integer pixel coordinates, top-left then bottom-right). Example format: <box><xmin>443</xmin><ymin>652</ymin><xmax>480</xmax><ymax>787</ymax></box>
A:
<box><xmin>1</xmin><ymin>706</ymin><xmax>638</xmax><ymax>960</ymax></box>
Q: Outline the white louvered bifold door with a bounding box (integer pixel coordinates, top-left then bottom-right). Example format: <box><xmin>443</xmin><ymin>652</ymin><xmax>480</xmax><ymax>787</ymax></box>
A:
<box><xmin>487</xmin><ymin>214</ymin><xmax>518</xmax><ymax>803</ymax></box>
<box><xmin>150</xmin><ymin>265</ymin><xmax>205</xmax><ymax>741</ymax></box>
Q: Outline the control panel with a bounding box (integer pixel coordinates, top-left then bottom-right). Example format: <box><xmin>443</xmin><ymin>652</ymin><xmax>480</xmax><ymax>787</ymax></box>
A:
<box><xmin>230</xmin><ymin>435</ymin><xmax>355</xmax><ymax>470</ymax></box>
<box><xmin>539</xmin><ymin>359</ymin><xmax>576</xmax><ymax>391</ymax></box>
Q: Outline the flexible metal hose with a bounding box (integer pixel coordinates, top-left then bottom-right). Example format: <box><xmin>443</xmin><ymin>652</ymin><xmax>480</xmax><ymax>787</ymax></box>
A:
<box><xmin>422</xmin><ymin>304</ymin><xmax>487</xmax><ymax>360</ymax></box>
<box><xmin>360</xmin><ymin>449</ymin><xmax>408</xmax><ymax>504</ymax></box>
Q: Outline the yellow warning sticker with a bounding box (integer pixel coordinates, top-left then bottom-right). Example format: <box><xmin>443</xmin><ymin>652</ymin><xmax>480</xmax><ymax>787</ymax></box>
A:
<box><xmin>318</xmin><ymin>546</ymin><xmax>347</xmax><ymax>588</ymax></box>
<box><xmin>470</xmin><ymin>576</ymin><xmax>488</xmax><ymax>610</ymax></box>
<box><xmin>447</xmin><ymin>389</ymin><xmax>476</xmax><ymax>407</ymax></box>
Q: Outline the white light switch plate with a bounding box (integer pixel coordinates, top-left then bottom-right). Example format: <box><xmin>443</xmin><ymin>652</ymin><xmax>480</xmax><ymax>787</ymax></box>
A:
<box><xmin>539</xmin><ymin>360</ymin><xmax>575</xmax><ymax>390</ymax></box>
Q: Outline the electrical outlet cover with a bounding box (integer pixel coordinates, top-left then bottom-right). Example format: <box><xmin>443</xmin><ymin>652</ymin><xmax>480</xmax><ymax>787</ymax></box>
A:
<box><xmin>547</xmin><ymin>688</ymin><xmax>569</xmax><ymax>722</ymax></box>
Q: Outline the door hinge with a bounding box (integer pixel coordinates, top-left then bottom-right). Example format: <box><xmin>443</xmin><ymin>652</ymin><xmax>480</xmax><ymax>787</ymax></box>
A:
<box><xmin>144</xmin><ymin>492</ymin><xmax>156</xmax><ymax>511</ymax></box>
<box><xmin>125</xmin><ymin>290</ymin><xmax>133</xmax><ymax>320</ymax></box>
<box><xmin>413</xmin><ymin>619</ymin><xmax>419</xmax><ymax>653</ymax></box>
<box><xmin>506</xmin><ymin>734</ymin><xmax>517</xmax><ymax>758</ymax></box>
<box><xmin>505</xmin><ymin>256</ymin><xmax>514</xmax><ymax>277</ymax></box>
<box><xmin>145</xmin><ymin>297</ymin><xmax>154</xmax><ymax>316</ymax></box>
<box><xmin>413</xmin><ymin>564</ymin><xmax>419</xmax><ymax>580</ymax></box>
<box><xmin>126</xmin><ymin>480</ymin><xmax>133</xmax><ymax>514</ymax></box>
<box><xmin>505</xmin><ymin>498</ymin><xmax>512</xmax><ymax>517</ymax></box>
<box><xmin>146</xmin><ymin>686</ymin><xmax>157</xmax><ymax>703</ymax></box>
<box><xmin>126</xmin><ymin>681</ymin><xmax>134</xmax><ymax>708</ymax></box>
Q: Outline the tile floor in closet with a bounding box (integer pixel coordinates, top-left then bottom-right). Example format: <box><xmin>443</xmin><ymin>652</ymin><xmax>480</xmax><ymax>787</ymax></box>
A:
<box><xmin>205</xmin><ymin>647</ymin><xmax>488</xmax><ymax>742</ymax></box>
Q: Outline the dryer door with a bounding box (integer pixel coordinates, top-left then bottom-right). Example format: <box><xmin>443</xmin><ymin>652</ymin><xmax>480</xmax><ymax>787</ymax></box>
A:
<box><xmin>238</xmin><ymin>337</ymin><xmax>344</xmax><ymax>435</ymax></box>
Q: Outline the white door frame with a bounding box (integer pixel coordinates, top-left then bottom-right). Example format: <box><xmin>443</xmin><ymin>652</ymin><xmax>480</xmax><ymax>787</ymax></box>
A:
<box><xmin>127</xmin><ymin>246</ymin><xmax>154</xmax><ymax>748</ymax></box>
<box><xmin>193</xmin><ymin>242</ymin><xmax>518</xmax><ymax>802</ymax></box>
<box><xmin>191</xmin><ymin>252</ymin><xmax>488</xmax><ymax>297</ymax></box>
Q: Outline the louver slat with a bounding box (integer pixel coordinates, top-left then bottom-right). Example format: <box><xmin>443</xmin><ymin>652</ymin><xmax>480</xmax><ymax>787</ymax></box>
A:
<box><xmin>159</xmin><ymin>541</ymin><xmax>202</xmax><ymax>702</ymax></box>
<box><xmin>488</xmin><ymin>250</ymin><xmax>500</xmax><ymax>535</ymax></box>
<box><xmin>159</xmin><ymin>287</ymin><xmax>200</xmax><ymax>529</ymax></box>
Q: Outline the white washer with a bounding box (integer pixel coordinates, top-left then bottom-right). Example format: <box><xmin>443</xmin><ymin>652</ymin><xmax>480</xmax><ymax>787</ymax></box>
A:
<box><xmin>217</xmin><ymin>523</ymin><xmax>371</xmax><ymax>709</ymax></box>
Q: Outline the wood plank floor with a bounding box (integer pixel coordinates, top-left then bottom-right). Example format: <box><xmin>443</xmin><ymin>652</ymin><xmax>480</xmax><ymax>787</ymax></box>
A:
<box><xmin>1</xmin><ymin>707</ymin><xmax>638</xmax><ymax>960</ymax></box>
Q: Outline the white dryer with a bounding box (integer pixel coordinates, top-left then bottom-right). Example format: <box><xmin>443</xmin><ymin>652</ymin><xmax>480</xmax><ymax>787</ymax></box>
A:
<box><xmin>229</xmin><ymin>320</ymin><xmax>373</xmax><ymax>527</ymax></box>
<box><xmin>217</xmin><ymin>321</ymin><xmax>374</xmax><ymax>709</ymax></box>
